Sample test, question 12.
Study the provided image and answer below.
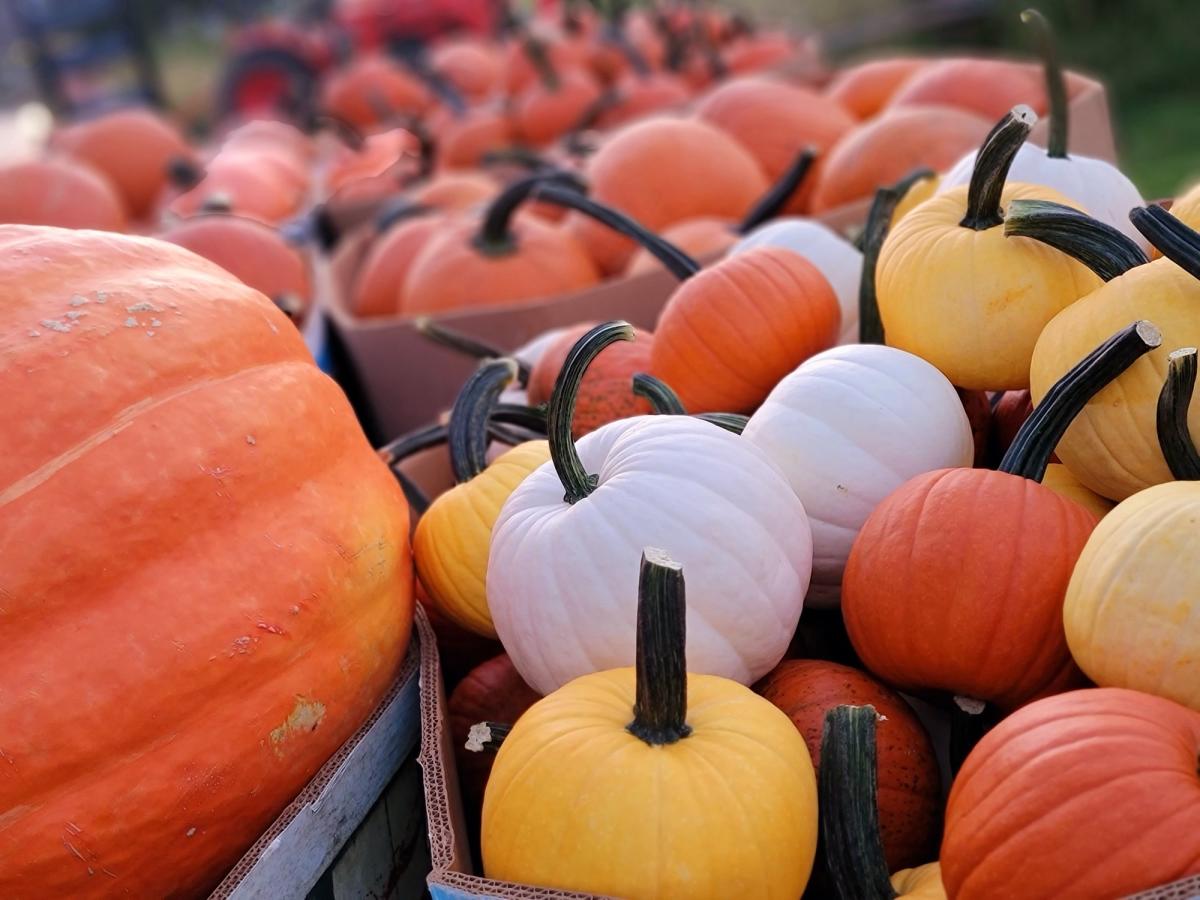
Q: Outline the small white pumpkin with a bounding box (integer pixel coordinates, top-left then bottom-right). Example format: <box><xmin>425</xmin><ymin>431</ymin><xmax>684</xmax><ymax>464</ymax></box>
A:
<box><xmin>488</xmin><ymin>323</ymin><xmax>813</xmax><ymax>695</ymax></box>
<box><xmin>742</xmin><ymin>343</ymin><xmax>973</xmax><ymax>607</ymax></box>
<box><xmin>729</xmin><ymin>217</ymin><xmax>863</xmax><ymax>345</ymax></box>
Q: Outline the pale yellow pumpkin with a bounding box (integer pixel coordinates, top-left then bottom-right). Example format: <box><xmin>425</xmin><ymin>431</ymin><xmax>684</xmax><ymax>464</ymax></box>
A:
<box><xmin>892</xmin><ymin>862</ymin><xmax>948</xmax><ymax>900</ymax></box>
<box><xmin>1042</xmin><ymin>463</ymin><xmax>1114</xmax><ymax>519</ymax></box>
<box><xmin>1158</xmin><ymin>182</ymin><xmax>1200</xmax><ymax>259</ymax></box>
<box><xmin>891</xmin><ymin>172</ymin><xmax>939</xmax><ymax>225</ymax></box>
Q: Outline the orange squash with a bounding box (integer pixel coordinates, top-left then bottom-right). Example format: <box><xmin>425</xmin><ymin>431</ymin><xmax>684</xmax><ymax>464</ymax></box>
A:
<box><xmin>888</xmin><ymin>57</ymin><xmax>1064</xmax><ymax>121</ymax></box>
<box><xmin>352</xmin><ymin>208</ymin><xmax>446</xmax><ymax>318</ymax></box>
<box><xmin>594</xmin><ymin>71</ymin><xmax>692</xmax><ymax>129</ymax></box>
<box><xmin>432</xmin><ymin>103</ymin><xmax>516</xmax><ymax>170</ymax></box>
<box><xmin>431</xmin><ymin>38</ymin><xmax>503</xmax><ymax>102</ymax></box>
<box><xmin>825</xmin><ymin>57</ymin><xmax>929</xmax><ymax>119</ymax></box>
<box><xmin>505</xmin><ymin>30</ymin><xmax>590</xmax><ymax>96</ymax></box>
<box><xmin>53</xmin><ymin>107</ymin><xmax>195</xmax><ymax>220</ymax></box>
<box><xmin>319</xmin><ymin>54</ymin><xmax>431</xmax><ymax>129</ymax></box>
<box><xmin>0</xmin><ymin>158</ymin><xmax>126</xmax><ymax>231</ymax></box>
<box><xmin>722</xmin><ymin>30</ymin><xmax>796</xmax><ymax>75</ymax></box>
<box><xmin>0</xmin><ymin>224</ymin><xmax>413</xmax><ymax>897</ymax></box>
<box><xmin>513</xmin><ymin>49</ymin><xmax>603</xmax><ymax>147</ymax></box>
<box><xmin>168</xmin><ymin>150</ymin><xmax>306</xmax><ymax>225</ymax></box>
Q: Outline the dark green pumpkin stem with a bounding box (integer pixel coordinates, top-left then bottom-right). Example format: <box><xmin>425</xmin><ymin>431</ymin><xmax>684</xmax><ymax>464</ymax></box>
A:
<box><xmin>1004</xmin><ymin>199</ymin><xmax>1148</xmax><ymax>280</ymax></box>
<box><xmin>632</xmin><ymin>372</ymin><xmax>687</xmax><ymax>415</ymax></box>
<box><xmin>532</xmin><ymin>183</ymin><xmax>701</xmax><ymax>280</ymax></box>
<box><xmin>414</xmin><ymin>317</ymin><xmax>531</xmax><ymax>385</ymax></box>
<box><xmin>492</xmin><ymin>402</ymin><xmax>548</xmax><ymax>434</ymax></box>
<box><xmin>1156</xmin><ymin>347</ymin><xmax>1200</xmax><ymax>479</ymax></box>
<box><xmin>375</xmin><ymin>198</ymin><xmax>434</xmax><ymax>234</ymax></box>
<box><xmin>377</xmin><ymin>422</ymin><xmax>449</xmax><ymax>468</ymax></box>
<box><xmin>523</xmin><ymin>35</ymin><xmax>560</xmax><ymax>91</ymax></box>
<box><xmin>448</xmin><ymin>359</ymin><xmax>520</xmax><ymax>484</ymax></box>
<box><xmin>961</xmin><ymin>105</ymin><xmax>1037</xmax><ymax>231</ymax></box>
<box><xmin>999</xmin><ymin>320</ymin><xmax>1162</xmax><ymax>480</ymax></box>
<box><xmin>820</xmin><ymin>706</ymin><xmax>896</xmax><ymax>900</ymax></box>
<box><xmin>476</xmin><ymin>171</ymin><xmax>587</xmax><ymax>254</ymax></box>
<box><xmin>696</xmin><ymin>412</ymin><xmax>749</xmax><ymax>434</ymax></box>
<box><xmin>737</xmin><ymin>148</ymin><xmax>818</xmax><ymax>234</ymax></box>
<box><xmin>1022</xmin><ymin>9</ymin><xmax>1068</xmax><ymax>159</ymax></box>
<box><xmin>1130</xmin><ymin>204</ymin><xmax>1200</xmax><ymax>279</ymax></box>
<box><xmin>480</xmin><ymin>147</ymin><xmax>557</xmax><ymax>171</ymax></box>
<box><xmin>628</xmin><ymin>548</ymin><xmax>691</xmax><ymax>746</ymax></box>
<box><xmin>549</xmin><ymin>321</ymin><xmax>636</xmax><ymax>503</ymax></box>
<box><xmin>166</xmin><ymin>156</ymin><xmax>203</xmax><ymax>190</ymax></box>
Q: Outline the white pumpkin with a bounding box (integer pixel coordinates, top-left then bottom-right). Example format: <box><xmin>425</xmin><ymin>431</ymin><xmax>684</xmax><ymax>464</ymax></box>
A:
<box><xmin>728</xmin><ymin>217</ymin><xmax>864</xmax><ymax>344</ymax></box>
<box><xmin>500</xmin><ymin>325</ymin><xmax>574</xmax><ymax>405</ymax></box>
<box><xmin>488</xmin><ymin>415</ymin><xmax>813</xmax><ymax>695</ymax></box>
<box><xmin>742</xmin><ymin>344</ymin><xmax>973</xmax><ymax>608</ymax></box>
<box><xmin>937</xmin><ymin>142</ymin><xmax>1148</xmax><ymax>253</ymax></box>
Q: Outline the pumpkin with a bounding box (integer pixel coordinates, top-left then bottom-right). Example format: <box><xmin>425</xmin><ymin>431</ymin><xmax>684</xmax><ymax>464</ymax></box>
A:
<box><xmin>650</xmin><ymin>245</ymin><xmax>840</xmax><ymax>413</ymax></box>
<box><xmin>53</xmin><ymin>107</ymin><xmax>194</xmax><ymax>220</ymax></box>
<box><xmin>319</xmin><ymin>54</ymin><xmax>431</xmax><ymax>129</ymax></box>
<box><xmin>0</xmin><ymin>158</ymin><xmax>126</xmax><ymax>231</ymax></box>
<box><xmin>504</xmin><ymin>28</ymin><xmax>590</xmax><ymax>96</ymax></box>
<box><xmin>352</xmin><ymin>208</ymin><xmax>443</xmax><ymax>318</ymax></box>
<box><xmin>513</xmin><ymin>38</ymin><xmax>604</xmax><ymax>147</ymax></box>
<box><xmin>891</xmin><ymin>171</ymin><xmax>939</xmax><ymax>222</ymax></box>
<box><xmin>695</xmin><ymin>76</ymin><xmax>854</xmax><ymax>212</ymax></box>
<box><xmin>743</xmin><ymin>344</ymin><xmax>973</xmax><ymax>607</ymax></box>
<box><xmin>817</xmin><ymin>706</ymin><xmax>944</xmax><ymax>900</ymax></box>
<box><xmin>482</xmin><ymin>549</ymin><xmax>819</xmax><ymax>898</ymax></box>
<box><xmin>568</xmin><ymin>116</ymin><xmax>768</xmax><ymax>274</ymax></box>
<box><xmin>757</xmin><ymin>664</ymin><xmax>940</xmax><ymax>871</ymax></box>
<box><xmin>416</xmin><ymin>579</ymin><xmax>503</xmax><ymax>689</ymax></box>
<box><xmin>324</xmin><ymin>127</ymin><xmax>416</xmax><ymax>194</ymax></box>
<box><xmin>159</xmin><ymin>214</ymin><xmax>311</xmax><ymax>316</ymax></box>
<box><xmin>1061</xmin><ymin>350</ymin><xmax>1200</xmax><ymax>711</ymax></box>
<box><xmin>431</xmin><ymin>103</ymin><xmax>515</xmax><ymax>170</ymax></box>
<box><xmin>807</xmin><ymin>105</ymin><xmax>991</xmax><ymax>214</ymax></box>
<box><xmin>1022</xmin><ymin>203</ymin><xmax>1200</xmax><ymax>499</ymax></box>
<box><xmin>1041</xmin><ymin>462</ymin><xmax>1114</xmax><ymax>519</ymax></box>
<box><xmin>401</xmin><ymin>174</ymin><xmax>600</xmax><ymax>315</ymax></box>
<box><xmin>414</xmin><ymin>360</ymin><xmax>551</xmax><ymax>637</ymax></box>
<box><xmin>891</xmin><ymin>864</ymin><xmax>948</xmax><ymax>900</ymax></box>
<box><xmin>723</xmin><ymin>30</ymin><xmax>796</xmax><ymax>74</ymax></box>
<box><xmin>0</xmin><ymin>224</ymin><xmax>413</xmax><ymax>897</ymax></box>
<box><xmin>168</xmin><ymin>149</ymin><xmax>306</xmax><ymax>225</ymax></box>
<box><xmin>221</xmin><ymin>119</ymin><xmax>315</xmax><ymax>163</ymax></box>
<box><xmin>1166</xmin><ymin>181</ymin><xmax>1200</xmax><ymax>240</ymax></box>
<box><xmin>936</xmin><ymin>12</ymin><xmax>1148</xmax><ymax>252</ymax></box>
<box><xmin>430</xmin><ymin>38</ymin><xmax>503</xmax><ymax>102</ymax></box>
<box><xmin>527</xmin><ymin>320</ymin><xmax>655</xmax><ymax>438</ymax></box>
<box><xmin>488</xmin><ymin>322</ymin><xmax>813</xmax><ymax>693</ymax></box>
<box><xmin>409</xmin><ymin>171</ymin><xmax>499</xmax><ymax>210</ymax></box>
<box><xmin>941</xmin><ymin>688</ymin><xmax>1200</xmax><ymax>899</ymax></box>
<box><xmin>888</xmin><ymin>57</ymin><xmax>1053</xmax><ymax>120</ymax></box>
<box><xmin>825</xmin><ymin>57</ymin><xmax>929</xmax><ymax>120</ymax></box>
<box><xmin>842</xmin><ymin>322</ymin><xmax>1160</xmax><ymax>711</ymax></box>
<box><xmin>876</xmin><ymin>106</ymin><xmax>1102</xmax><ymax>390</ymax></box>
<box><xmin>595</xmin><ymin>71</ymin><xmax>693</xmax><ymax>129</ymax></box>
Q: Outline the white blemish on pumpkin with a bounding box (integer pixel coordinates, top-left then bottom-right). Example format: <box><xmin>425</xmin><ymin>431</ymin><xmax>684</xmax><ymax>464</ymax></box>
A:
<box><xmin>123</xmin><ymin>317</ymin><xmax>137</xmax><ymax>328</ymax></box>
<box><xmin>94</xmin><ymin>291</ymin><xmax>108</xmax><ymax>303</ymax></box>
<box><xmin>269</xmin><ymin>697</ymin><xmax>326</xmax><ymax>757</ymax></box>
<box><xmin>146</xmin><ymin>331</ymin><xmax>155</xmax><ymax>337</ymax></box>
<box><xmin>28</xmin><ymin>329</ymin><xmax>39</xmax><ymax>337</ymax></box>
<box><xmin>65</xmin><ymin>822</ymin><xmax>81</xmax><ymax>835</ymax></box>
<box><xmin>150</xmin><ymin>318</ymin><xmax>162</xmax><ymax>327</ymax></box>
<box><xmin>289</xmin><ymin>604</ymin><xmax>300</xmax><ymax>615</ymax></box>
<box><xmin>126</xmin><ymin>301</ymin><xmax>160</xmax><ymax>313</ymax></box>
<box><xmin>69</xmin><ymin>295</ymin><xmax>88</xmax><ymax>307</ymax></box>
<box><xmin>256</xmin><ymin>621</ymin><xmax>287</xmax><ymax>636</ymax></box>
<box><xmin>230</xmin><ymin>635</ymin><xmax>253</xmax><ymax>654</ymax></box>
<box><xmin>186</xmin><ymin>827</ymin><xmax>196</xmax><ymax>837</ymax></box>
<box><xmin>246</xmin><ymin>434</ymin><xmax>256</xmax><ymax>445</ymax></box>
<box><xmin>66</xmin><ymin>311</ymin><xmax>85</xmax><ymax>320</ymax></box>
<box><xmin>40</xmin><ymin>319</ymin><xmax>71</xmax><ymax>333</ymax></box>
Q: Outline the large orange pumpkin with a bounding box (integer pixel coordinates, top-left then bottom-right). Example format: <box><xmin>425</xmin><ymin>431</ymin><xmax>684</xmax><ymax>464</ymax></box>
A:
<box><xmin>53</xmin><ymin>107</ymin><xmax>195</xmax><ymax>220</ymax></box>
<box><xmin>888</xmin><ymin>57</ymin><xmax>1066</xmax><ymax>121</ymax></box>
<box><xmin>0</xmin><ymin>158</ymin><xmax>126</xmax><ymax>231</ymax></box>
<box><xmin>756</xmin><ymin>660</ymin><xmax>940</xmax><ymax>871</ymax></box>
<box><xmin>0</xmin><ymin>225</ymin><xmax>414</xmax><ymax>897</ymax></box>
<box><xmin>842</xmin><ymin>322</ymin><xmax>1160</xmax><ymax>710</ymax></box>
<box><xmin>942</xmin><ymin>688</ymin><xmax>1200</xmax><ymax>899</ymax></box>
<box><xmin>319</xmin><ymin>55</ymin><xmax>431</xmax><ymax>129</ymax></box>
<box><xmin>825</xmin><ymin>57</ymin><xmax>929</xmax><ymax>120</ymax></box>
<box><xmin>168</xmin><ymin>150</ymin><xmax>306</xmax><ymax>225</ymax></box>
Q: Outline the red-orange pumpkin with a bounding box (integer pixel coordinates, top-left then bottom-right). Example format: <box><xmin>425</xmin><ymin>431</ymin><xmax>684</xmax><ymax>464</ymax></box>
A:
<box><xmin>319</xmin><ymin>55</ymin><xmax>431</xmax><ymax>129</ymax></box>
<box><xmin>514</xmin><ymin>67</ymin><xmax>604</xmax><ymax>147</ymax></box>
<box><xmin>594</xmin><ymin>71</ymin><xmax>692</xmax><ymax>129</ymax></box>
<box><xmin>942</xmin><ymin>688</ymin><xmax>1200</xmax><ymax>899</ymax></box>
<box><xmin>825</xmin><ymin>57</ymin><xmax>929</xmax><ymax>120</ymax></box>
<box><xmin>0</xmin><ymin>158</ymin><xmax>126</xmax><ymax>231</ymax></box>
<box><xmin>168</xmin><ymin>150</ymin><xmax>306</xmax><ymax>225</ymax></box>
<box><xmin>354</xmin><ymin>211</ymin><xmax>446</xmax><ymax>317</ymax></box>
<box><xmin>505</xmin><ymin>32</ymin><xmax>590</xmax><ymax>96</ymax></box>
<box><xmin>624</xmin><ymin>216</ymin><xmax>737</xmax><ymax>275</ymax></box>
<box><xmin>0</xmin><ymin>224</ymin><xmax>413</xmax><ymax>897</ymax></box>
<box><xmin>430</xmin><ymin>38</ymin><xmax>504</xmax><ymax>102</ymax></box>
<box><xmin>756</xmin><ymin>660</ymin><xmax>941</xmax><ymax>871</ymax></box>
<box><xmin>431</xmin><ymin>104</ymin><xmax>516</xmax><ymax>170</ymax></box>
<box><xmin>409</xmin><ymin>171</ymin><xmax>498</xmax><ymax>210</ymax></box>
<box><xmin>887</xmin><ymin>57</ymin><xmax>1075</xmax><ymax>121</ymax></box>
<box><xmin>722</xmin><ymin>31</ymin><xmax>796</xmax><ymax>75</ymax></box>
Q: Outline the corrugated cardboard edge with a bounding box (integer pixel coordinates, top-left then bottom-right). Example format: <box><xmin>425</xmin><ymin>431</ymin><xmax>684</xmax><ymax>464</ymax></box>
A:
<box><xmin>1125</xmin><ymin>876</ymin><xmax>1200</xmax><ymax>900</ymax></box>
<box><xmin>207</xmin><ymin>628</ymin><xmax>422</xmax><ymax>899</ymax></box>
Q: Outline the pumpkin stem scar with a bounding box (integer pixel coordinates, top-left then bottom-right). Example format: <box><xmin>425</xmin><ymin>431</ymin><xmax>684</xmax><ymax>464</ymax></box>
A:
<box><xmin>1156</xmin><ymin>348</ymin><xmax>1200</xmax><ymax>479</ymax></box>
<box><xmin>448</xmin><ymin>358</ymin><xmax>521</xmax><ymax>484</ymax></box>
<box><xmin>999</xmin><ymin>320</ymin><xmax>1161</xmax><ymax>481</ymax></box>
<box><xmin>473</xmin><ymin>170</ymin><xmax>587</xmax><ymax>256</ymax></box>
<box><xmin>1021</xmin><ymin>9</ymin><xmax>1069</xmax><ymax>159</ymax></box>
<box><xmin>960</xmin><ymin>105</ymin><xmax>1036</xmax><ymax>231</ymax></box>
<box><xmin>530</xmin><ymin>183</ymin><xmax>702</xmax><ymax>280</ymax></box>
<box><xmin>738</xmin><ymin>147</ymin><xmax>818</xmax><ymax>235</ymax></box>
<box><xmin>1130</xmin><ymin>204</ymin><xmax>1200</xmax><ymax>280</ymax></box>
<box><xmin>628</xmin><ymin>548</ymin><xmax>692</xmax><ymax>745</ymax></box>
<box><xmin>1004</xmin><ymin>199</ymin><xmax>1148</xmax><ymax>280</ymax></box>
<box><xmin>465</xmin><ymin>721</ymin><xmax>512</xmax><ymax>752</ymax></box>
<box><xmin>819</xmin><ymin>705</ymin><xmax>897</xmax><ymax>900</ymax></box>
<box><xmin>414</xmin><ymin>317</ymin><xmax>532</xmax><ymax>385</ymax></box>
<box><xmin>632</xmin><ymin>372</ymin><xmax>687</xmax><ymax>415</ymax></box>
<box><xmin>269</xmin><ymin>696</ymin><xmax>326</xmax><ymax>758</ymax></box>
<box><xmin>548</xmin><ymin>321</ymin><xmax>637</xmax><ymax>504</ymax></box>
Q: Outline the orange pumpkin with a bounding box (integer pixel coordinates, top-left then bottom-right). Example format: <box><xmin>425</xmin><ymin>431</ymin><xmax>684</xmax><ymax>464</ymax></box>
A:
<box><xmin>722</xmin><ymin>30</ymin><xmax>796</xmax><ymax>75</ymax></box>
<box><xmin>625</xmin><ymin>216</ymin><xmax>737</xmax><ymax>275</ymax></box>
<box><xmin>432</xmin><ymin>104</ymin><xmax>516</xmax><ymax>170</ymax></box>
<box><xmin>0</xmin><ymin>158</ymin><xmax>126</xmax><ymax>231</ymax></box>
<box><xmin>650</xmin><ymin>246</ymin><xmax>840</xmax><ymax>412</ymax></box>
<box><xmin>942</xmin><ymin>688</ymin><xmax>1200</xmax><ymax>899</ymax></box>
<box><xmin>842</xmin><ymin>322</ymin><xmax>1160</xmax><ymax>710</ymax></box>
<box><xmin>825</xmin><ymin>57</ymin><xmax>929</xmax><ymax>119</ymax></box>
<box><xmin>809</xmin><ymin>105</ymin><xmax>992</xmax><ymax>213</ymax></box>
<box><xmin>0</xmin><ymin>224</ymin><xmax>413</xmax><ymax>897</ymax></box>
<box><xmin>505</xmin><ymin>31</ymin><xmax>590</xmax><ymax>96</ymax></box>
<box><xmin>319</xmin><ymin>54</ymin><xmax>431</xmax><ymax>129</ymax></box>
<box><xmin>409</xmin><ymin>170</ymin><xmax>498</xmax><ymax>210</ymax></box>
<box><xmin>514</xmin><ymin>64</ymin><xmax>603</xmax><ymax>147</ymax></box>
<box><xmin>168</xmin><ymin>150</ymin><xmax>306</xmax><ymax>225</ymax></box>
<box><xmin>53</xmin><ymin>107</ymin><xmax>195</xmax><ymax>220</ymax></box>
<box><xmin>353</xmin><ymin>210</ymin><xmax>445</xmax><ymax>318</ymax></box>
<box><xmin>594</xmin><ymin>71</ymin><xmax>692</xmax><ymax>129</ymax></box>
<box><xmin>756</xmin><ymin>661</ymin><xmax>940</xmax><ymax>871</ymax></box>
<box><xmin>888</xmin><ymin>58</ymin><xmax>1065</xmax><ymax>121</ymax></box>
<box><xmin>431</xmin><ymin>38</ymin><xmax>503</xmax><ymax>102</ymax></box>
<box><xmin>568</xmin><ymin>116</ymin><xmax>768</xmax><ymax>274</ymax></box>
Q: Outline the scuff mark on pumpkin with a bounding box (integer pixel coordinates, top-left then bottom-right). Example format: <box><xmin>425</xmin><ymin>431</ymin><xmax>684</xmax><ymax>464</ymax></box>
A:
<box><xmin>186</xmin><ymin>827</ymin><xmax>196</xmax><ymax>838</ymax></box>
<box><xmin>69</xmin><ymin>295</ymin><xmax>88</xmax><ymax>307</ymax></box>
<box><xmin>256</xmin><ymin>621</ymin><xmax>287</xmax><ymax>636</ymax></box>
<box><xmin>269</xmin><ymin>697</ymin><xmax>326</xmax><ymax>757</ymax></box>
<box><xmin>126</xmin><ymin>301</ymin><xmax>160</xmax><ymax>313</ymax></box>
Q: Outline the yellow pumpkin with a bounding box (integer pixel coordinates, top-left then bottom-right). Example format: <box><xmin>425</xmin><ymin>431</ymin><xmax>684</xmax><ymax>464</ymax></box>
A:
<box><xmin>1158</xmin><ymin>182</ymin><xmax>1200</xmax><ymax>258</ymax></box>
<box><xmin>1042</xmin><ymin>463</ymin><xmax>1114</xmax><ymax>519</ymax></box>
<box><xmin>891</xmin><ymin>171</ymin><xmax>939</xmax><ymax>225</ymax></box>
<box><xmin>413</xmin><ymin>359</ymin><xmax>550</xmax><ymax>637</ymax></box>
<box><xmin>1026</xmin><ymin>203</ymin><xmax>1200</xmax><ymax>500</ymax></box>
<box><xmin>892</xmin><ymin>863</ymin><xmax>949</xmax><ymax>900</ymax></box>
<box><xmin>482</xmin><ymin>550</ymin><xmax>818</xmax><ymax>898</ymax></box>
<box><xmin>876</xmin><ymin>106</ymin><xmax>1101</xmax><ymax>390</ymax></box>
<box><xmin>1063</xmin><ymin>349</ymin><xmax>1200</xmax><ymax>712</ymax></box>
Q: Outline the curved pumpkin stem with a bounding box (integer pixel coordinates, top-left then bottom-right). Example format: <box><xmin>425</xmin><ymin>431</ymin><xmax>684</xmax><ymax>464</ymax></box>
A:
<box><xmin>1130</xmin><ymin>204</ymin><xmax>1200</xmax><ymax>280</ymax></box>
<box><xmin>448</xmin><ymin>359</ymin><xmax>521</xmax><ymax>484</ymax></box>
<box><xmin>737</xmin><ymin>147</ymin><xmax>818</xmax><ymax>235</ymax></box>
<box><xmin>696</xmin><ymin>412</ymin><xmax>749</xmax><ymax>434</ymax></box>
<box><xmin>960</xmin><ymin>105</ymin><xmax>1037</xmax><ymax>231</ymax></box>
<box><xmin>632</xmin><ymin>372</ymin><xmax>688</xmax><ymax>415</ymax></box>
<box><xmin>523</xmin><ymin>35</ymin><xmax>561</xmax><ymax>91</ymax></box>
<box><xmin>999</xmin><ymin>320</ymin><xmax>1161</xmax><ymax>481</ymax></box>
<box><xmin>1022</xmin><ymin>9</ymin><xmax>1068</xmax><ymax>159</ymax></box>
<box><xmin>857</xmin><ymin>169</ymin><xmax>932</xmax><ymax>345</ymax></box>
<box><xmin>627</xmin><ymin>548</ymin><xmax>692</xmax><ymax>745</ymax></box>
<box><xmin>375</xmin><ymin>198</ymin><xmax>434</xmax><ymax>234</ymax></box>
<box><xmin>475</xmin><ymin>171</ymin><xmax>588</xmax><ymax>255</ymax></box>
<box><xmin>1004</xmin><ymin>199</ymin><xmax>1148</xmax><ymax>280</ymax></box>
<box><xmin>820</xmin><ymin>705</ymin><xmax>897</xmax><ymax>900</ymax></box>
<box><xmin>1156</xmin><ymin>347</ymin><xmax>1200</xmax><ymax>479</ymax></box>
<box><xmin>414</xmin><ymin>317</ymin><xmax>531</xmax><ymax>386</ymax></box>
<box><xmin>532</xmin><ymin>183</ymin><xmax>702</xmax><ymax>280</ymax></box>
<box><xmin>480</xmin><ymin>147</ymin><xmax>558</xmax><ymax>172</ymax></box>
<box><xmin>549</xmin><ymin>320</ymin><xmax>637</xmax><ymax>503</ymax></box>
